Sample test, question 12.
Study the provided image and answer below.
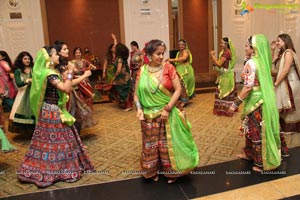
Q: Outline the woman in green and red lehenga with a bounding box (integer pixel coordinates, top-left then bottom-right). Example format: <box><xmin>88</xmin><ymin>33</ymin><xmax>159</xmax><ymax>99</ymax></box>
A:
<box><xmin>167</xmin><ymin>39</ymin><xmax>195</xmax><ymax>106</ymax></box>
<box><xmin>210</xmin><ymin>37</ymin><xmax>237</xmax><ymax>117</ymax></box>
<box><xmin>134</xmin><ymin>40</ymin><xmax>199</xmax><ymax>183</ymax></box>
<box><xmin>229</xmin><ymin>34</ymin><xmax>288</xmax><ymax>172</ymax></box>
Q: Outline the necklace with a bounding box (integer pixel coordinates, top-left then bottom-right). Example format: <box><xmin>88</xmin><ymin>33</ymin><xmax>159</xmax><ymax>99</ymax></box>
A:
<box><xmin>146</xmin><ymin>66</ymin><xmax>163</xmax><ymax>94</ymax></box>
<box><xmin>147</xmin><ymin>64</ymin><xmax>162</xmax><ymax>73</ymax></box>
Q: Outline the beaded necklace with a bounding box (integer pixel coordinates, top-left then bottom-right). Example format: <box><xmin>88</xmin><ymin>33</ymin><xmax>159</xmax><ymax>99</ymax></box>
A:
<box><xmin>146</xmin><ymin>65</ymin><xmax>163</xmax><ymax>94</ymax></box>
<box><xmin>147</xmin><ymin>64</ymin><xmax>162</xmax><ymax>73</ymax></box>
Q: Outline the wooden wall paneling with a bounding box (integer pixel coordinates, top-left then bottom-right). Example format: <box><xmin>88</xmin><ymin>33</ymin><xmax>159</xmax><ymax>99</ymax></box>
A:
<box><xmin>40</xmin><ymin>0</ymin><xmax>49</xmax><ymax>45</ymax></box>
<box><xmin>181</xmin><ymin>0</ymin><xmax>213</xmax><ymax>83</ymax></box>
<box><xmin>45</xmin><ymin>0</ymin><xmax>121</xmax><ymax>62</ymax></box>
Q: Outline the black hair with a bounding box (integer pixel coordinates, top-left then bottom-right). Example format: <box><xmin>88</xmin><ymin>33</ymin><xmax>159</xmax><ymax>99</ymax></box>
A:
<box><xmin>247</xmin><ymin>36</ymin><xmax>253</xmax><ymax>49</ymax></box>
<box><xmin>278</xmin><ymin>33</ymin><xmax>296</xmax><ymax>54</ymax></box>
<box><xmin>130</xmin><ymin>41</ymin><xmax>139</xmax><ymax>49</ymax></box>
<box><xmin>53</xmin><ymin>40</ymin><xmax>69</xmax><ymax>72</ymax></box>
<box><xmin>43</xmin><ymin>45</ymin><xmax>55</xmax><ymax>56</ymax></box>
<box><xmin>106</xmin><ymin>43</ymin><xmax>115</xmax><ymax>62</ymax></box>
<box><xmin>73</xmin><ymin>47</ymin><xmax>83</xmax><ymax>56</ymax></box>
<box><xmin>178</xmin><ymin>39</ymin><xmax>187</xmax><ymax>44</ymax></box>
<box><xmin>13</xmin><ymin>51</ymin><xmax>34</xmax><ymax>73</ymax></box>
<box><xmin>0</xmin><ymin>50</ymin><xmax>13</xmax><ymax>67</ymax></box>
<box><xmin>222</xmin><ymin>37</ymin><xmax>230</xmax><ymax>49</ymax></box>
<box><xmin>145</xmin><ymin>39</ymin><xmax>166</xmax><ymax>56</ymax></box>
<box><xmin>115</xmin><ymin>43</ymin><xmax>129</xmax><ymax>60</ymax></box>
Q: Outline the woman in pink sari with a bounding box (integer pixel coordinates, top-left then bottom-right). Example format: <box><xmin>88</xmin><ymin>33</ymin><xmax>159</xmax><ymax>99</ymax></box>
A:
<box><xmin>0</xmin><ymin>51</ymin><xmax>17</xmax><ymax>110</ymax></box>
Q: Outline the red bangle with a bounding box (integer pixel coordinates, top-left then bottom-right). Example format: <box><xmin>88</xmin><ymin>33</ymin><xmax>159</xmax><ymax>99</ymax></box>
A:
<box><xmin>164</xmin><ymin>104</ymin><xmax>171</xmax><ymax>112</ymax></box>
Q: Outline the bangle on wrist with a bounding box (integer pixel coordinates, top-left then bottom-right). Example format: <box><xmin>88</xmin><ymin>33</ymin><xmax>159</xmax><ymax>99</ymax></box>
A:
<box><xmin>234</xmin><ymin>98</ymin><xmax>243</xmax><ymax>107</ymax></box>
<box><xmin>164</xmin><ymin>104</ymin><xmax>172</xmax><ymax>112</ymax></box>
<box><xmin>237</xmin><ymin>95</ymin><xmax>243</xmax><ymax>102</ymax></box>
<box><xmin>232</xmin><ymin>102</ymin><xmax>238</xmax><ymax>109</ymax></box>
<box><xmin>67</xmin><ymin>73</ymin><xmax>73</xmax><ymax>80</ymax></box>
<box><xmin>135</xmin><ymin>101</ymin><xmax>142</xmax><ymax>110</ymax></box>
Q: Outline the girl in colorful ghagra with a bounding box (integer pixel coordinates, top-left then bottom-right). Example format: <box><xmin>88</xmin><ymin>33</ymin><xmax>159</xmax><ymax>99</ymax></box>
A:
<box><xmin>17</xmin><ymin>47</ymin><xmax>94</xmax><ymax>187</ymax></box>
<box><xmin>70</xmin><ymin>47</ymin><xmax>99</xmax><ymax>129</ymax></box>
<box><xmin>54</xmin><ymin>41</ymin><xmax>96</xmax><ymax>133</ymax></box>
<box><xmin>134</xmin><ymin>39</ymin><xmax>199</xmax><ymax>183</ymax></box>
<box><xmin>229</xmin><ymin>34</ymin><xmax>285</xmax><ymax>172</ymax></box>
<box><xmin>210</xmin><ymin>37</ymin><xmax>237</xmax><ymax>117</ymax></box>
<box><xmin>129</xmin><ymin>41</ymin><xmax>143</xmax><ymax>95</ymax></box>
<box><xmin>71</xmin><ymin>46</ymin><xmax>100</xmax><ymax>104</ymax></box>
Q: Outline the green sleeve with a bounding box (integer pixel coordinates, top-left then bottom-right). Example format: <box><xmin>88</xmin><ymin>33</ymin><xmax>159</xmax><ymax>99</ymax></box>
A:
<box><xmin>14</xmin><ymin>69</ymin><xmax>27</xmax><ymax>87</ymax></box>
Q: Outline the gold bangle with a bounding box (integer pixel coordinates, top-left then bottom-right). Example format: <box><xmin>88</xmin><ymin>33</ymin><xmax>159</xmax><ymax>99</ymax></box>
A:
<box><xmin>164</xmin><ymin>104</ymin><xmax>172</xmax><ymax>112</ymax></box>
<box><xmin>237</xmin><ymin>95</ymin><xmax>243</xmax><ymax>102</ymax></box>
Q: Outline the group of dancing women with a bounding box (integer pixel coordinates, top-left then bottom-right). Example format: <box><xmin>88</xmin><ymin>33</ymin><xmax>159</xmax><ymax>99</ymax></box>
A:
<box><xmin>0</xmin><ymin>32</ymin><xmax>299</xmax><ymax>187</ymax></box>
<box><xmin>210</xmin><ymin>33</ymin><xmax>300</xmax><ymax>172</ymax></box>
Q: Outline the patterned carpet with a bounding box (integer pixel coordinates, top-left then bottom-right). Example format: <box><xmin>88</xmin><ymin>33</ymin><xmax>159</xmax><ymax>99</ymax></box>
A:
<box><xmin>0</xmin><ymin>92</ymin><xmax>299</xmax><ymax>198</ymax></box>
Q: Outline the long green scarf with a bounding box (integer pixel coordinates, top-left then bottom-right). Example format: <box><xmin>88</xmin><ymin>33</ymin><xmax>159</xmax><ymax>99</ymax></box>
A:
<box><xmin>242</xmin><ymin>87</ymin><xmax>263</xmax><ymax>118</ymax></box>
<box><xmin>174</xmin><ymin>44</ymin><xmax>195</xmax><ymax>97</ymax></box>
<box><xmin>0</xmin><ymin>128</ymin><xmax>15</xmax><ymax>152</ymax></box>
<box><xmin>251</xmin><ymin>34</ymin><xmax>281</xmax><ymax>170</ymax></box>
<box><xmin>217</xmin><ymin>38</ymin><xmax>236</xmax><ymax>99</ymax></box>
<box><xmin>30</xmin><ymin>48</ymin><xmax>75</xmax><ymax>126</ymax></box>
<box><xmin>137</xmin><ymin>64</ymin><xmax>199</xmax><ymax>172</ymax></box>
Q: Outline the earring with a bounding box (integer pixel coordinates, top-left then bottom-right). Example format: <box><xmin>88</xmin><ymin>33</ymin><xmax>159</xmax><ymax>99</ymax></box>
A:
<box><xmin>50</xmin><ymin>60</ymin><xmax>54</xmax><ymax>66</ymax></box>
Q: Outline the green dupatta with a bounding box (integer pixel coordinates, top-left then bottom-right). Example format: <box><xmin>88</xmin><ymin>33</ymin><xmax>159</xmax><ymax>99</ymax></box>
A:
<box><xmin>174</xmin><ymin>44</ymin><xmax>195</xmax><ymax>97</ymax></box>
<box><xmin>137</xmin><ymin>64</ymin><xmax>199</xmax><ymax>172</ymax></box>
<box><xmin>0</xmin><ymin>128</ymin><xmax>15</xmax><ymax>152</ymax></box>
<box><xmin>242</xmin><ymin>87</ymin><xmax>263</xmax><ymax>118</ymax></box>
<box><xmin>216</xmin><ymin>38</ymin><xmax>236</xmax><ymax>99</ymax></box>
<box><xmin>251</xmin><ymin>34</ymin><xmax>281</xmax><ymax>170</ymax></box>
<box><xmin>30</xmin><ymin>48</ymin><xmax>75</xmax><ymax>126</ymax></box>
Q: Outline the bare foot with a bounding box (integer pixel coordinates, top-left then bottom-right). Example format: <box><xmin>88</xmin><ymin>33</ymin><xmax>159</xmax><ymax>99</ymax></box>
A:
<box><xmin>252</xmin><ymin>166</ymin><xmax>262</xmax><ymax>172</ymax></box>
<box><xmin>167</xmin><ymin>178</ymin><xmax>177</xmax><ymax>184</ymax></box>
<box><xmin>152</xmin><ymin>175</ymin><xmax>159</xmax><ymax>182</ymax></box>
<box><xmin>237</xmin><ymin>153</ymin><xmax>251</xmax><ymax>161</ymax></box>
